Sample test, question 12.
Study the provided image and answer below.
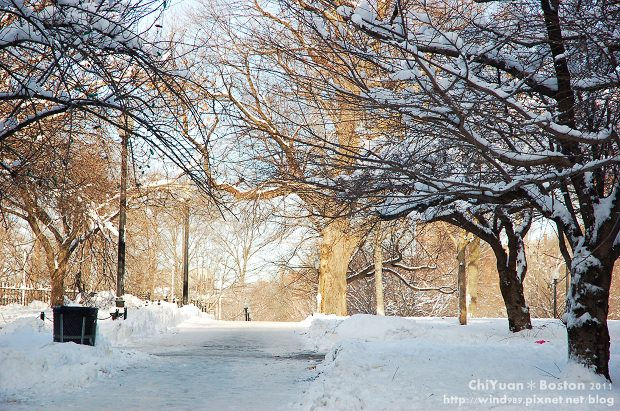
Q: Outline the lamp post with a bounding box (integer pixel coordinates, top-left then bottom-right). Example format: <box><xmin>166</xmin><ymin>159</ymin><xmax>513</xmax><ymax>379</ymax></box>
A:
<box><xmin>182</xmin><ymin>200</ymin><xmax>190</xmax><ymax>306</ymax></box>
<box><xmin>551</xmin><ymin>267</ymin><xmax>560</xmax><ymax>319</ymax></box>
<box><xmin>170</xmin><ymin>258</ymin><xmax>175</xmax><ymax>302</ymax></box>
<box><xmin>115</xmin><ymin>114</ymin><xmax>132</xmax><ymax>318</ymax></box>
<box><xmin>218</xmin><ymin>270</ymin><xmax>223</xmax><ymax>320</ymax></box>
<box><xmin>565</xmin><ymin>264</ymin><xmax>570</xmax><ymax>303</ymax></box>
<box><xmin>180</xmin><ymin>115</ymin><xmax>191</xmax><ymax>307</ymax></box>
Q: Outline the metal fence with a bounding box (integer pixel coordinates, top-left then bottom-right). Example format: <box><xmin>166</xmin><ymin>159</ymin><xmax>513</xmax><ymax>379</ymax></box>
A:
<box><xmin>0</xmin><ymin>283</ymin><xmax>216</xmax><ymax>314</ymax></box>
<box><xmin>190</xmin><ymin>299</ymin><xmax>217</xmax><ymax>314</ymax></box>
<box><xmin>128</xmin><ymin>291</ymin><xmax>217</xmax><ymax>314</ymax></box>
<box><xmin>0</xmin><ymin>283</ymin><xmax>78</xmax><ymax>306</ymax></box>
<box><xmin>139</xmin><ymin>295</ymin><xmax>216</xmax><ymax>314</ymax></box>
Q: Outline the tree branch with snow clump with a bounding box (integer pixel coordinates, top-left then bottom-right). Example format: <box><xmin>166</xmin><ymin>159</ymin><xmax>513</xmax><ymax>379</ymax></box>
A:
<box><xmin>278</xmin><ymin>0</ymin><xmax>620</xmax><ymax>379</ymax></box>
<box><xmin>0</xmin><ymin>0</ymin><xmax>213</xmax><ymax>192</ymax></box>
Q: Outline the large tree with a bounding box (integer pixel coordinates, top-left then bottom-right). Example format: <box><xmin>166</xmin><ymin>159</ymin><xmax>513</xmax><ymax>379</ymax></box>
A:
<box><xmin>0</xmin><ymin>117</ymin><xmax>118</xmax><ymax>305</ymax></box>
<box><xmin>0</xmin><ymin>0</ymin><xmax>209</xmax><ymax>186</ymax></box>
<box><xmin>281</xmin><ymin>0</ymin><xmax>620</xmax><ymax>379</ymax></box>
<box><xmin>419</xmin><ymin>204</ymin><xmax>534</xmax><ymax>331</ymax></box>
<box><xmin>188</xmin><ymin>0</ymin><xmax>377</xmax><ymax>315</ymax></box>
<box><xmin>1</xmin><ymin>0</ymin><xmax>219</xmax><ymax>304</ymax></box>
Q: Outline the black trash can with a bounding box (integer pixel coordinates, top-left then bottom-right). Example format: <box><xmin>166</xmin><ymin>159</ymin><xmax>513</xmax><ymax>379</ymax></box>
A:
<box><xmin>53</xmin><ymin>306</ymin><xmax>98</xmax><ymax>346</ymax></box>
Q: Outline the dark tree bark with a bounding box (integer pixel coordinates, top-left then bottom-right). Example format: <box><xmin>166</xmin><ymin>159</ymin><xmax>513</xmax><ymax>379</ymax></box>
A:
<box><xmin>565</xmin><ymin>253</ymin><xmax>614</xmax><ymax>380</ymax></box>
<box><xmin>493</xmin><ymin>246</ymin><xmax>532</xmax><ymax>332</ymax></box>
<box><xmin>438</xmin><ymin>209</ymin><xmax>533</xmax><ymax>332</ymax></box>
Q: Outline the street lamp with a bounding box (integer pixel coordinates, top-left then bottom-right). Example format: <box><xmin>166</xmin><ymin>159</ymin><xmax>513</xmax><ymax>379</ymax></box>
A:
<box><xmin>217</xmin><ymin>270</ymin><xmax>223</xmax><ymax>320</ymax></box>
<box><xmin>551</xmin><ymin>266</ymin><xmax>560</xmax><ymax>319</ymax></box>
<box><xmin>114</xmin><ymin>114</ymin><xmax>132</xmax><ymax>320</ymax></box>
<box><xmin>169</xmin><ymin>258</ymin><xmax>175</xmax><ymax>302</ymax></box>
<box><xmin>182</xmin><ymin>200</ymin><xmax>190</xmax><ymax>306</ymax></box>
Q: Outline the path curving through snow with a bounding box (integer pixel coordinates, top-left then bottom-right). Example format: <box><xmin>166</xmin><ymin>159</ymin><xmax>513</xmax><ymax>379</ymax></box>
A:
<box><xmin>10</xmin><ymin>318</ymin><xmax>320</xmax><ymax>411</ymax></box>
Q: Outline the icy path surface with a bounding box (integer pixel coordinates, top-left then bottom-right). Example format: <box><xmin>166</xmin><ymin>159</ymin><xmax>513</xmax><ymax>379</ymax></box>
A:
<box><xmin>17</xmin><ymin>319</ymin><xmax>319</xmax><ymax>411</ymax></box>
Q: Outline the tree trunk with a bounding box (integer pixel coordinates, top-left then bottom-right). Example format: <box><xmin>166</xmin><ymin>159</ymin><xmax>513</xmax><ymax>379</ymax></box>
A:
<box><xmin>466</xmin><ymin>236</ymin><xmax>480</xmax><ymax>317</ymax></box>
<box><xmin>374</xmin><ymin>222</ymin><xmax>385</xmax><ymax>316</ymax></box>
<box><xmin>50</xmin><ymin>258</ymin><xmax>68</xmax><ymax>306</ymax></box>
<box><xmin>565</xmin><ymin>253</ymin><xmax>613</xmax><ymax>380</ymax></box>
<box><xmin>493</xmin><ymin>242</ymin><xmax>532</xmax><ymax>332</ymax></box>
<box><xmin>33</xmin><ymin>237</ymin><xmax>45</xmax><ymax>282</ymax></box>
<box><xmin>38</xmin><ymin>235</ymin><xmax>69</xmax><ymax>307</ymax></box>
<box><xmin>478</xmin><ymin>224</ymin><xmax>533</xmax><ymax>333</ymax></box>
<box><xmin>496</xmin><ymin>265</ymin><xmax>532</xmax><ymax>332</ymax></box>
<box><xmin>318</xmin><ymin>218</ymin><xmax>360</xmax><ymax>315</ymax></box>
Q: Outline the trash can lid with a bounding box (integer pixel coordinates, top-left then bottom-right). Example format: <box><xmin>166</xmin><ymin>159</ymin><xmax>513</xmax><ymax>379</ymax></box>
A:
<box><xmin>52</xmin><ymin>305</ymin><xmax>98</xmax><ymax>314</ymax></box>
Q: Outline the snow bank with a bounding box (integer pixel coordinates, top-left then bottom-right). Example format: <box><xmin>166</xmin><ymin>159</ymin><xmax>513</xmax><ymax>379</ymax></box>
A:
<box><xmin>305</xmin><ymin>314</ymin><xmax>437</xmax><ymax>352</ymax></box>
<box><xmin>304</xmin><ymin>314</ymin><xmax>570</xmax><ymax>352</ymax></box>
<box><xmin>298</xmin><ymin>315</ymin><xmax>619</xmax><ymax>410</ymax></box>
<box><xmin>0</xmin><ymin>314</ymin><xmax>145</xmax><ymax>401</ymax></box>
<box><xmin>97</xmin><ymin>296</ymin><xmax>204</xmax><ymax>346</ymax></box>
<box><xmin>0</xmin><ymin>295</ymin><xmax>209</xmax><ymax>402</ymax></box>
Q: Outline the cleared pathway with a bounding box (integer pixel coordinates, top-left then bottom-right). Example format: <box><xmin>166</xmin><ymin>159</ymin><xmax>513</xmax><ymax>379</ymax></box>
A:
<box><xmin>16</xmin><ymin>319</ymin><xmax>321</xmax><ymax>410</ymax></box>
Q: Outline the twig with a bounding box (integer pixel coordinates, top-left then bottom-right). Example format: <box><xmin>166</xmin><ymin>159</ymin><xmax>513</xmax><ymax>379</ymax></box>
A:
<box><xmin>392</xmin><ymin>366</ymin><xmax>400</xmax><ymax>381</ymax></box>
<box><xmin>535</xmin><ymin>366</ymin><xmax>560</xmax><ymax>379</ymax></box>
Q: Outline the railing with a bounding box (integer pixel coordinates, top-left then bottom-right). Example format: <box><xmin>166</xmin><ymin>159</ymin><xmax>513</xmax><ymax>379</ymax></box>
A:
<box><xmin>0</xmin><ymin>282</ymin><xmax>78</xmax><ymax>306</ymax></box>
<box><xmin>1</xmin><ymin>284</ymin><xmax>217</xmax><ymax>314</ymax></box>
<box><xmin>190</xmin><ymin>299</ymin><xmax>217</xmax><ymax>314</ymax></box>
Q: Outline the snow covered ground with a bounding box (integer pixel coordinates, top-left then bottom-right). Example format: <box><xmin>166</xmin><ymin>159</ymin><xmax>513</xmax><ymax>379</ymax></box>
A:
<box><xmin>1</xmin><ymin>299</ymin><xmax>619</xmax><ymax>410</ymax></box>
<box><xmin>0</xmin><ymin>297</ymin><xmax>318</xmax><ymax>410</ymax></box>
<box><xmin>0</xmin><ymin>295</ymin><xmax>207</xmax><ymax>406</ymax></box>
<box><xmin>35</xmin><ymin>320</ymin><xmax>319</xmax><ymax>410</ymax></box>
<box><xmin>298</xmin><ymin>314</ymin><xmax>620</xmax><ymax>410</ymax></box>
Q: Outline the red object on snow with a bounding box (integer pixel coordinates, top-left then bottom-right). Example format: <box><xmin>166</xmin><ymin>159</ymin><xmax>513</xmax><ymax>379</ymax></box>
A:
<box><xmin>535</xmin><ymin>340</ymin><xmax>548</xmax><ymax>344</ymax></box>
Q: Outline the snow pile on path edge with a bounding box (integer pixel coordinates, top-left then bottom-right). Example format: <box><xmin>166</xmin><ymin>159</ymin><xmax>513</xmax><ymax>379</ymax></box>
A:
<box><xmin>97</xmin><ymin>296</ymin><xmax>206</xmax><ymax>346</ymax></box>
<box><xmin>297</xmin><ymin>314</ymin><xmax>619</xmax><ymax>410</ymax></box>
<box><xmin>0</xmin><ymin>295</ymin><xmax>210</xmax><ymax>401</ymax></box>
<box><xmin>303</xmin><ymin>313</ymin><xmax>433</xmax><ymax>352</ymax></box>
